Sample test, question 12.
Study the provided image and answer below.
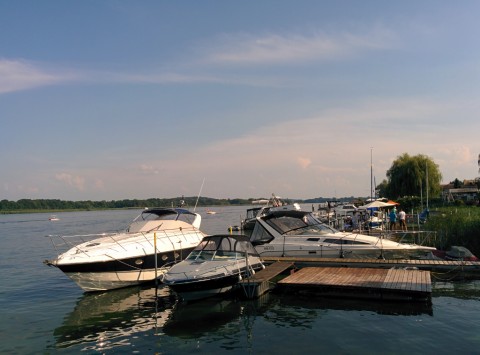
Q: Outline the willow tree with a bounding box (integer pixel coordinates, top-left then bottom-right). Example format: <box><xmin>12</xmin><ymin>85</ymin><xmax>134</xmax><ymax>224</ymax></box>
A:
<box><xmin>385</xmin><ymin>153</ymin><xmax>442</xmax><ymax>199</ymax></box>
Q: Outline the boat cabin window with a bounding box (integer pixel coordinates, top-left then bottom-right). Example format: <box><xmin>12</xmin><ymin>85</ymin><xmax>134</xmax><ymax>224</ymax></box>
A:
<box><xmin>187</xmin><ymin>236</ymin><xmax>258</xmax><ymax>261</ymax></box>
<box><xmin>266</xmin><ymin>213</ymin><xmax>336</xmax><ymax>236</ymax></box>
<box><xmin>323</xmin><ymin>238</ymin><xmax>370</xmax><ymax>245</ymax></box>
<box><xmin>250</xmin><ymin>223</ymin><xmax>274</xmax><ymax>245</ymax></box>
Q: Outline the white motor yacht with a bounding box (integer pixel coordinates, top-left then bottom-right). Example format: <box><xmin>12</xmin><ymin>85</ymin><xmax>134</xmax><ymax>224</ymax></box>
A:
<box><xmin>45</xmin><ymin>208</ymin><xmax>206</xmax><ymax>292</ymax></box>
<box><xmin>163</xmin><ymin>234</ymin><xmax>265</xmax><ymax>301</ymax></box>
<box><xmin>250</xmin><ymin>210</ymin><xmax>436</xmax><ymax>259</ymax></box>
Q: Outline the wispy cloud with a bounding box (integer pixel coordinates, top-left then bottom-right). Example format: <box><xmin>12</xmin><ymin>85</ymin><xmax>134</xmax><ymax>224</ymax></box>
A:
<box><xmin>0</xmin><ymin>27</ymin><xmax>396</xmax><ymax>94</ymax></box>
<box><xmin>203</xmin><ymin>28</ymin><xmax>395</xmax><ymax>66</ymax></box>
<box><xmin>55</xmin><ymin>173</ymin><xmax>86</xmax><ymax>191</ymax></box>
<box><xmin>0</xmin><ymin>59</ymin><xmax>77</xmax><ymax>94</ymax></box>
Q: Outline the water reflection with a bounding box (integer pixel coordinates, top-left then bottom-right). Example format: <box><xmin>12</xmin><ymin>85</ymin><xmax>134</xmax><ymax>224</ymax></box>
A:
<box><xmin>163</xmin><ymin>297</ymin><xmax>246</xmax><ymax>338</ymax></box>
<box><xmin>432</xmin><ymin>280</ymin><xmax>480</xmax><ymax>300</ymax></box>
<box><xmin>273</xmin><ymin>292</ymin><xmax>433</xmax><ymax>317</ymax></box>
<box><xmin>53</xmin><ymin>284</ymin><xmax>175</xmax><ymax>351</ymax></box>
<box><xmin>54</xmin><ymin>283</ymin><xmax>437</xmax><ymax>351</ymax></box>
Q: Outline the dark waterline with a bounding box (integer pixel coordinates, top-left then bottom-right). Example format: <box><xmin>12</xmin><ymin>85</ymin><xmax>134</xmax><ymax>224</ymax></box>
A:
<box><xmin>1</xmin><ymin>207</ymin><xmax>480</xmax><ymax>354</ymax></box>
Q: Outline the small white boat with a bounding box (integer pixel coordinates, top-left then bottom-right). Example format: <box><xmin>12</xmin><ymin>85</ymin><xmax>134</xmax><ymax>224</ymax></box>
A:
<box><xmin>206</xmin><ymin>209</ymin><xmax>217</xmax><ymax>215</ymax></box>
<box><xmin>45</xmin><ymin>208</ymin><xmax>206</xmax><ymax>292</ymax></box>
<box><xmin>163</xmin><ymin>234</ymin><xmax>265</xmax><ymax>301</ymax></box>
<box><xmin>49</xmin><ymin>215</ymin><xmax>60</xmax><ymax>221</ymax></box>
<box><xmin>333</xmin><ymin>203</ymin><xmax>358</xmax><ymax>217</ymax></box>
<box><xmin>250</xmin><ymin>210</ymin><xmax>436</xmax><ymax>259</ymax></box>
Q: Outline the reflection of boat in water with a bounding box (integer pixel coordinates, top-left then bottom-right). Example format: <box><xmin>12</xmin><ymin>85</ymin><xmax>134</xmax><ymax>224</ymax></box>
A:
<box><xmin>163</xmin><ymin>235</ymin><xmax>265</xmax><ymax>301</ymax></box>
<box><xmin>163</xmin><ymin>297</ymin><xmax>246</xmax><ymax>339</ymax></box>
<box><xmin>44</xmin><ymin>208</ymin><xmax>206</xmax><ymax>291</ymax></box>
<box><xmin>54</xmin><ymin>285</ymin><xmax>175</xmax><ymax>351</ymax></box>
<box><xmin>163</xmin><ymin>289</ymin><xmax>433</xmax><ymax>341</ymax></box>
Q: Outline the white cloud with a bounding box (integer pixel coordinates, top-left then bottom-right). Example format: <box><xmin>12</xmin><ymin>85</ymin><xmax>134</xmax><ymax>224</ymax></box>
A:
<box><xmin>204</xmin><ymin>28</ymin><xmax>395</xmax><ymax>65</ymax></box>
<box><xmin>0</xmin><ymin>59</ymin><xmax>76</xmax><ymax>94</ymax></box>
<box><xmin>55</xmin><ymin>173</ymin><xmax>86</xmax><ymax>191</ymax></box>
<box><xmin>297</xmin><ymin>157</ymin><xmax>312</xmax><ymax>169</ymax></box>
<box><xmin>139</xmin><ymin>164</ymin><xmax>160</xmax><ymax>175</ymax></box>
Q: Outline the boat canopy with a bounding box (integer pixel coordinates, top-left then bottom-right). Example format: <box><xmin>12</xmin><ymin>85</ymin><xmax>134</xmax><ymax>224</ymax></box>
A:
<box><xmin>260</xmin><ymin>210</ymin><xmax>337</xmax><ymax>236</ymax></box>
<box><xmin>142</xmin><ymin>208</ymin><xmax>196</xmax><ymax>218</ymax></box>
<box><xmin>132</xmin><ymin>207</ymin><xmax>202</xmax><ymax>230</ymax></box>
<box><xmin>188</xmin><ymin>234</ymin><xmax>259</xmax><ymax>259</ymax></box>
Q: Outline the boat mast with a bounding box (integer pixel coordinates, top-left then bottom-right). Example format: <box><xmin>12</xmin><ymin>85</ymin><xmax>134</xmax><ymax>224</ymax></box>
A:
<box><xmin>370</xmin><ymin>147</ymin><xmax>373</xmax><ymax>201</ymax></box>
<box><xmin>426</xmin><ymin>161</ymin><xmax>429</xmax><ymax>210</ymax></box>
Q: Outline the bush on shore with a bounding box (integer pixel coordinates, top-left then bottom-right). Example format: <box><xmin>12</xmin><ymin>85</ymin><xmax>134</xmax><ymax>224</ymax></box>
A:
<box><xmin>426</xmin><ymin>206</ymin><xmax>480</xmax><ymax>256</ymax></box>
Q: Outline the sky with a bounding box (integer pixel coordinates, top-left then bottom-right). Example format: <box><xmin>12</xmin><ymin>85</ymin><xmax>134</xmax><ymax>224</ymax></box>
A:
<box><xmin>1</xmin><ymin>1</ymin><xmax>479</xmax><ymax>201</ymax></box>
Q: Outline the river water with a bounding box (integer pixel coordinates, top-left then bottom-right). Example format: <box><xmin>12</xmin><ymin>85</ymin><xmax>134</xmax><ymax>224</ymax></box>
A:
<box><xmin>1</xmin><ymin>207</ymin><xmax>480</xmax><ymax>354</ymax></box>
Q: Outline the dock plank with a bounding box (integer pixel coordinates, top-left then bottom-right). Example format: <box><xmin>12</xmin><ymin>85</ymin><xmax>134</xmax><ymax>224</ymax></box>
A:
<box><xmin>261</xmin><ymin>256</ymin><xmax>480</xmax><ymax>281</ymax></box>
<box><xmin>278</xmin><ymin>266</ymin><xmax>431</xmax><ymax>301</ymax></box>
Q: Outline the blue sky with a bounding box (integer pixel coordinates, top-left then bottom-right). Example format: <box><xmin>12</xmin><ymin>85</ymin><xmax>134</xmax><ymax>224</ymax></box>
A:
<box><xmin>1</xmin><ymin>1</ymin><xmax>479</xmax><ymax>201</ymax></box>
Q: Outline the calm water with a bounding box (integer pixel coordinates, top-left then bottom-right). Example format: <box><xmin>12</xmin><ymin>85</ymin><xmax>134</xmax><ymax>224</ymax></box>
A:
<box><xmin>1</xmin><ymin>206</ymin><xmax>480</xmax><ymax>354</ymax></box>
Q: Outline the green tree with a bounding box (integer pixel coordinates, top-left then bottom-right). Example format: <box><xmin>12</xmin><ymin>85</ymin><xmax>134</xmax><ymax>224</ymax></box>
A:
<box><xmin>452</xmin><ymin>178</ymin><xmax>463</xmax><ymax>188</ymax></box>
<box><xmin>384</xmin><ymin>153</ymin><xmax>442</xmax><ymax>200</ymax></box>
<box><xmin>376</xmin><ymin>179</ymin><xmax>388</xmax><ymax>198</ymax></box>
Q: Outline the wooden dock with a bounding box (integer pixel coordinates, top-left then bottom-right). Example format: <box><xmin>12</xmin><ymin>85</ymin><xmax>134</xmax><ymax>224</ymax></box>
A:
<box><xmin>239</xmin><ymin>261</ymin><xmax>293</xmax><ymax>299</ymax></box>
<box><xmin>261</xmin><ymin>256</ymin><xmax>480</xmax><ymax>280</ymax></box>
<box><xmin>277</xmin><ymin>267</ymin><xmax>432</xmax><ymax>301</ymax></box>
<box><xmin>236</xmin><ymin>256</ymin><xmax>479</xmax><ymax>301</ymax></box>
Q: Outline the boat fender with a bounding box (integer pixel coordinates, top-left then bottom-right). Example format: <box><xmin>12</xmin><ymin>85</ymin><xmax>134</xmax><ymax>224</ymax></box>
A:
<box><xmin>238</xmin><ymin>275</ymin><xmax>243</xmax><ymax>281</ymax></box>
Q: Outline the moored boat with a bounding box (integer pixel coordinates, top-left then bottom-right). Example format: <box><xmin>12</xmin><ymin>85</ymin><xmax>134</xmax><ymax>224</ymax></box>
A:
<box><xmin>241</xmin><ymin>193</ymin><xmax>301</xmax><ymax>230</ymax></box>
<box><xmin>250</xmin><ymin>209</ymin><xmax>436</xmax><ymax>259</ymax></box>
<box><xmin>162</xmin><ymin>234</ymin><xmax>265</xmax><ymax>301</ymax></box>
<box><xmin>44</xmin><ymin>208</ymin><xmax>206</xmax><ymax>292</ymax></box>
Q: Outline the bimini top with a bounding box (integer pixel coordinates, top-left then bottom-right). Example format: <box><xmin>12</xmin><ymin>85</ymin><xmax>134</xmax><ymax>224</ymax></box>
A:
<box><xmin>257</xmin><ymin>209</ymin><xmax>337</xmax><ymax>236</ymax></box>
<box><xmin>187</xmin><ymin>234</ymin><xmax>260</xmax><ymax>259</ymax></box>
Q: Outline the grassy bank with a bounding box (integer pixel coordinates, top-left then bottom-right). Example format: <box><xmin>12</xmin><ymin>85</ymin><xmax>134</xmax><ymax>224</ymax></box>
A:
<box><xmin>426</xmin><ymin>206</ymin><xmax>480</xmax><ymax>256</ymax></box>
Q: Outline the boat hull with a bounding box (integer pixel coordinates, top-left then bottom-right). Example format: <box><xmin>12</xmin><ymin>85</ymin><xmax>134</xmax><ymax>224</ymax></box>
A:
<box><xmin>50</xmin><ymin>247</ymin><xmax>196</xmax><ymax>292</ymax></box>
<box><xmin>165</xmin><ymin>263</ymin><xmax>264</xmax><ymax>301</ymax></box>
<box><xmin>62</xmin><ymin>268</ymin><xmax>166</xmax><ymax>292</ymax></box>
<box><xmin>254</xmin><ymin>245</ymin><xmax>435</xmax><ymax>260</ymax></box>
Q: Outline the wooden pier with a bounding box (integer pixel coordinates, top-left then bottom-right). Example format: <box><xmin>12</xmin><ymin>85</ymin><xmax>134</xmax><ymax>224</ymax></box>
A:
<box><xmin>239</xmin><ymin>261</ymin><xmax>293</xmax><ymax>299</ymax></box>
<box><xmin>238</xmin><ymin>256</ymin><xmax>480</xmax><ymax>301</ymax></box>
<box><xmin>262</xmin><ymin>256</ymin><xmax>480</xmax><ymax>280</ymax></box>
<box><xmin>277</xmin><ymin>267</ymin><xmax>431</xmax><ymax>301</ymax></box>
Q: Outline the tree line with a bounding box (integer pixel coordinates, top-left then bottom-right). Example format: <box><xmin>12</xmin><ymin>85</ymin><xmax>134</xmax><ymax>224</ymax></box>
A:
<box><xmin>0</xmin><ymin>196</ymin><xmax>252</xmax><ymax>213</ymax></box>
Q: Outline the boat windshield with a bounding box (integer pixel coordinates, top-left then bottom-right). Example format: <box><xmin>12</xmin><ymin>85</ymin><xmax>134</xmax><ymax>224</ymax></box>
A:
<box><xmin>266</xmin><ymin>213</ymin><xmax>337</xmax><ymax>235</ymax></box>
<box><xmin>187</xmin><ymin>235</ymin><xmax>259</xmax><ymax>261</ymax></box>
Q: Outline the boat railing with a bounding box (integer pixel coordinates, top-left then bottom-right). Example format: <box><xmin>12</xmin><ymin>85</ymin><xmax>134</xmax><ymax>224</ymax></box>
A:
<box><xmin>177</xmin><ymin>259</ymin><xmax>247</xmax><ymax>280</ymax></box>
<box><xmin>46</xmin><ymin>224</ymin><xmax>204</xmax><ymax>257</ymax></box>
<box><xmin>385</xmin><ymin>230</ymin><xmax>438</xmax><ymax>247</ymax></box>
<box><xmin>45</xmin><ymin>232</ymin><xmax>119</xmax><ymax>255</ymax></box>
<box><xmin>136</xmin><ymin>225</ymin><xmax>204</xmax><ymax>251</ymax></box>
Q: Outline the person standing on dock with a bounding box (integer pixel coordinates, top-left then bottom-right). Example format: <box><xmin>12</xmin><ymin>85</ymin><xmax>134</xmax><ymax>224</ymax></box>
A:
<box><xmin>398</xmin><ymin>208</ymin><xmax>407</xmax><ymax>231</ymax></box>
<box><xmin>389</xmin><ymin>208</ymin><xmax>397</xmax><ymax>230</ymax></box>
